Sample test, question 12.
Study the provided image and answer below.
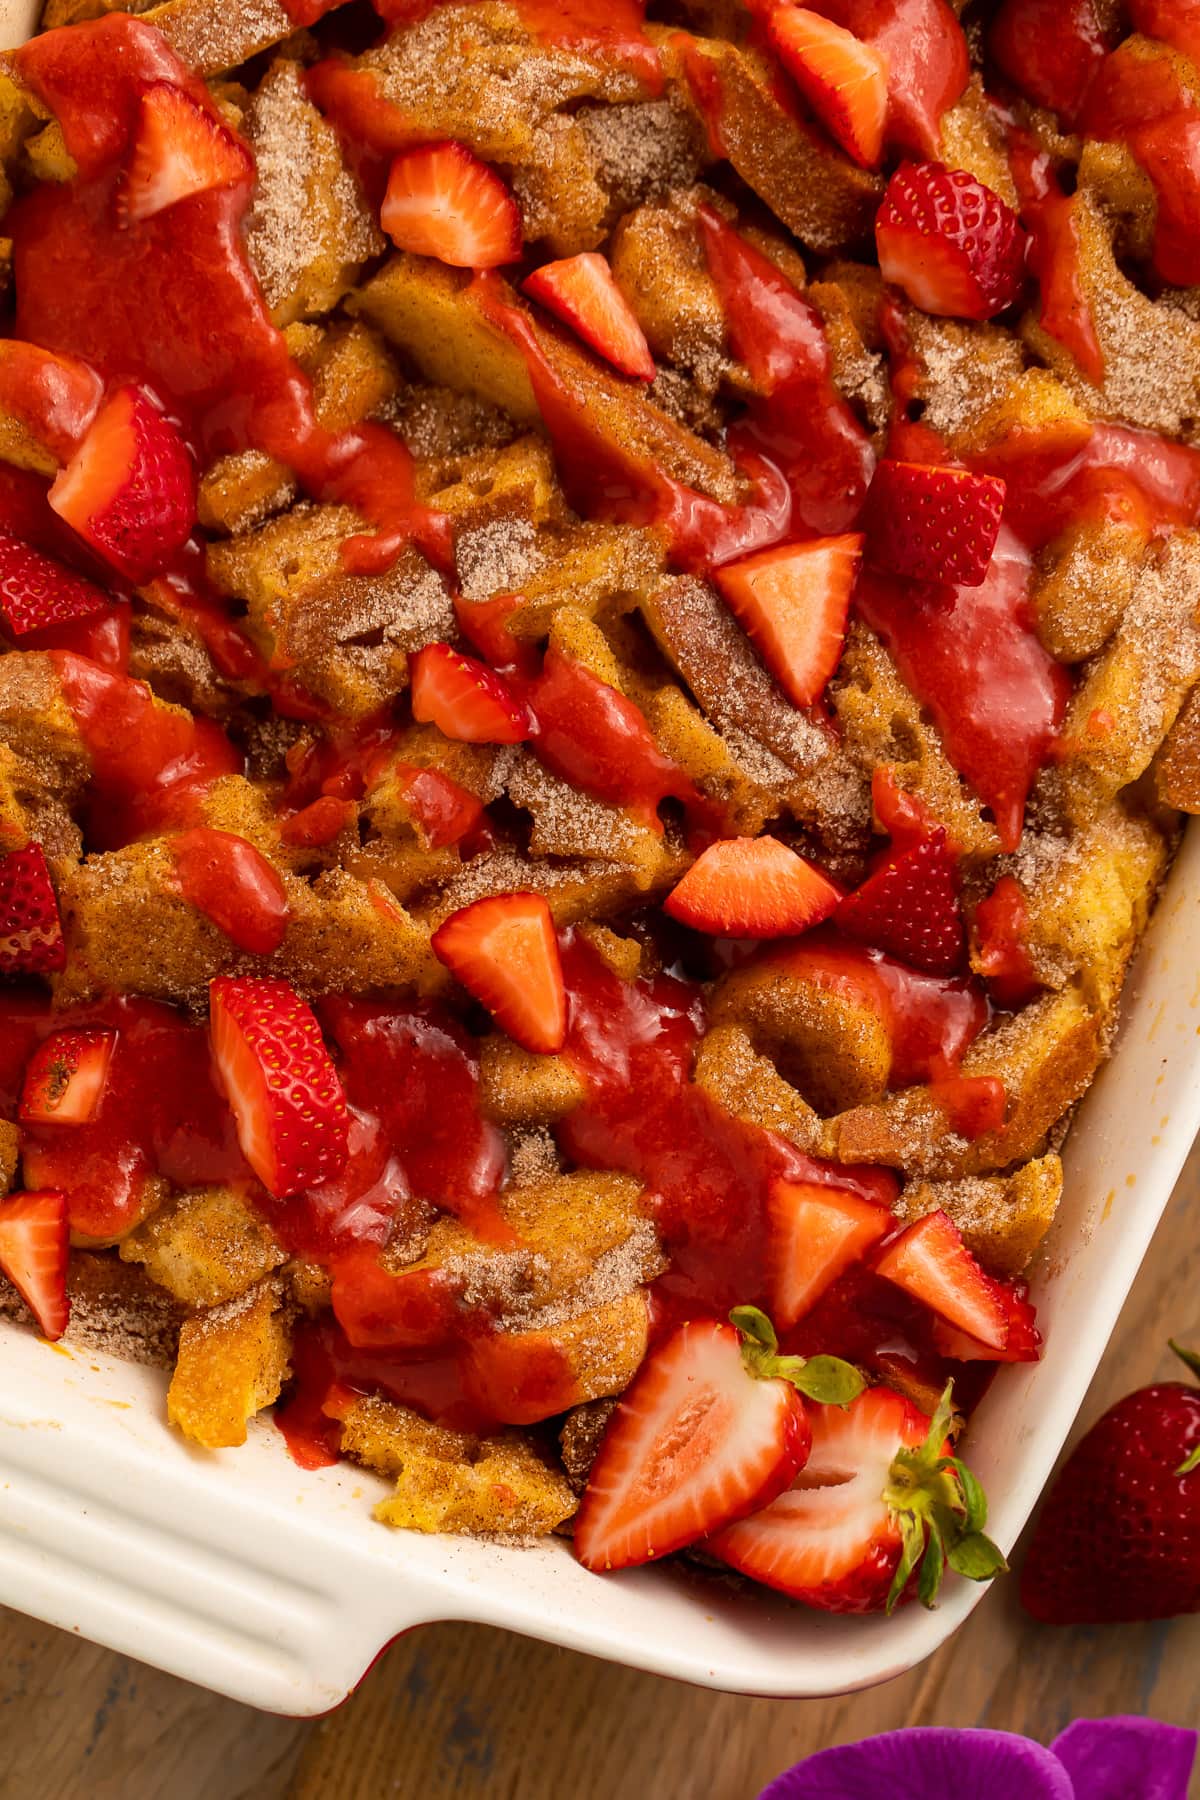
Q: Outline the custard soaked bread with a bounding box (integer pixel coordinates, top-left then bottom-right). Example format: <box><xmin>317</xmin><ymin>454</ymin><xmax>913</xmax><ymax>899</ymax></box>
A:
<box><xmin>0</xmin><ymin>0</ymin><xmax>1195</xmax><ymax>1606</ymax></box>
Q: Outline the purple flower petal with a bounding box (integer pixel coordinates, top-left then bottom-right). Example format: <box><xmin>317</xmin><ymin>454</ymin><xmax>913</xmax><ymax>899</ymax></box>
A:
<box><xmin>1051</xmin><ymin>1716</ymin><xmax>1197</xmax><ymax>1800</ymax></box>
<box><xmin>757</xmin><ymin>1728</ymin><xmax>1074</xmax><ymax>1800</ymax></box>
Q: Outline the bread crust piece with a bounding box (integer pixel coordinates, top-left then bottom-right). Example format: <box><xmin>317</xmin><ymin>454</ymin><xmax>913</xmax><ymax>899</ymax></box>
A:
<box><xmin>167</xmin><ymin>1276</ymin><xmax>294</xmax><ymax>1449</ymax></box>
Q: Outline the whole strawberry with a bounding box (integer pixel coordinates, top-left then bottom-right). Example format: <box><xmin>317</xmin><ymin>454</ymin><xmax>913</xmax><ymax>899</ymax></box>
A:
<box><xmin>1021</xmin><ymin>1342</ymin><xmax>1200</xmax><ymax>1624</ymax></box>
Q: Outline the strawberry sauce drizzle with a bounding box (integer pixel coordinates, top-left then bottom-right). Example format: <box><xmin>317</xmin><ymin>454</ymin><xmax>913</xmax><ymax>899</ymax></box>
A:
<box><xmin>10</xmin><ymin>17</ymin><xmax>450</xmax><ymax>580</ymax></box>
<box><xmin>1084</xmin><ymin>42</ymin><xmax>1200</xmax><ymax>289</ymax></box>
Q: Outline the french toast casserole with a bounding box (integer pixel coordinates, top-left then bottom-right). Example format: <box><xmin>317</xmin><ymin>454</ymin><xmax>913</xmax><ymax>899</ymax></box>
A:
<box><xmin>0</xmin><ymin>0</ymin><xmax>1197</xmax><ymax>1610</ymax></box>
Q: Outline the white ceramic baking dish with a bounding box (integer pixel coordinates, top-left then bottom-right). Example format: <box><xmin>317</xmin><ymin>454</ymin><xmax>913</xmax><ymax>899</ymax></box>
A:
<box><xmin>4</xmin><ymin>0</ymin><xmax>1200</xmax><ymax>1716</ymax></box>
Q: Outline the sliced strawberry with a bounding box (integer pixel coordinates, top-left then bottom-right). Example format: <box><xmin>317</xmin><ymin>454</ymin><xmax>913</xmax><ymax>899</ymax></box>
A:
<box><xmin>119</xmin><ymin>81</ymin><xmax>252</xmax><ymax>225</ymax></box>
<box><xmin>876</xmin><ymin>161</ymin><xmax>1027</xmax><ymax>321</ymax></box>
<box><xmin>0</xmin><ymin>843</ymin><xmax>66</xmax><ymax>976</ymax></box>
<box><xmin>575</xmin><ymin>1308</ymin><xmax>863</xmax><ymax>1571</ymax></box>
<box><xmin>431</xmin><ymin>891</ymin><xmax>566</xmax><ymax>1055</ymax></box>
<box><xmin>381</xmin><ymin>141</ymin><xmax>521</xmax><ymax>269</ymax></box>
<box><xmin>522</xmin><ymin>252</ymin><xmax>655</xmax><ymax>380</ymax></box>
<box><xmin>409</xmin><ymin>643</ymin><xmax>531</xmax><ymax>744</ymax></box>
<box><xmin>715</xmin><ymin>534</ymin><xmax>862</xmax><ymax>709</ymax></box>
<box><xmin>934</xmin><ymin>1284</ymin><xmax>1041</xmax><ymax>1364</ymax></box>
<box><xmin>863</xmin><ymin>461</ymin><xmax>1006</xmax><ymax>588</ymax></box>
<box><xmin>767</xmin><ymin>6</ymin><xmax>889</xmax><ymax>168</ymax></box>
<box><xmin>49</xmin><ymin>386</ymin><xmax>196</xmax><ymax>584</ymax></box>
<box><xmin>19</xmin><ymin>1028</ymin><xmax>116</xmax><ymax>1125</ymax></box>
<box><xmin>709</xmin><ymin>1382</ymin><xmax>1003</xmax><ymax>1612</ymax></box>
<box><xmin>837</xmin><ymin>827</ymin><xmax>964</xmax><ymax>975</ymax></box>
<box><xmin>664</xmin><ymin>836</ymin><xmax>842</xmax><ymax>939</ymax></box>
<box><xmin>874</xmin><ymin>1211</ymin><xmax>1009</xmax><ymax>1351</ymax></box>
<box><xmin>208</xmin><ymin>976</ymin><xmax>351</xmax><ymax>1199</ymax></box>
<box><xmin>0</xmin><ymin>1189</ymin><xmax>69</xmax><ymax>1340</ymax></box>
<box><xmin>767</xmin><ymin>1179</ymin><xmax>892</xmax><ymax>1330</ymax></box>
<box><xmin>0</xmin><ymin>530</ymin><xmax>110</xmax><ymax>640</ymax></box>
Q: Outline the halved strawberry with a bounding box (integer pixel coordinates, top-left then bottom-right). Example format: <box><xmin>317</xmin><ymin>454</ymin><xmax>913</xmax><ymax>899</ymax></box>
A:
<box><xmin>119</xmin><ymin>81</ymin><xmax>253</xmax><ymax>225</ymax></box>
<box><xmin>409</xmin><ymin>643</ymin><xmax>531</xmax><ymax>744</ymax></box>
<box><xmin>714</xmin><ymin>534</ymin><xmax>863</xmax><ymax>709</ymax></box>
<box><xmin>934</xmin><ymin>1284</ymin><xmax>1041</xmax><ymax>1364</ymax></box>
<box><xmin>209</xmin><ymin>976</ymin><xmax>351</xmax><ymax>1199</ymax></box>
<box><xmin>0</xmin><ymin>530</ymin><xmax>110</xmax><ymax>640</ymax></box>
<box><xmin>709</xmin><ymin>1382</ymin><xmax>1004</xmax><ymax>1612</ymax></box>
<box><xmin>767</xmin><ymin>1179</ymin><xmax>892</xmax><ymax>1330</ymax></box>
<box><xmin>431</xmin><ymin>891</ymin><xmax>566</xmax><ymax>1055</ymax></box>
<box><xmin>0</xmin><ymin>843</ymin><xmax>66</xmax><ymax>976</ymax></box>
<box><xmin>874</xmin><ymin>1211</ymin><xmax>1009</xmax><ymax>1351</ymax></box>
<box><xmin>49</xmin><ymin>386</ymin><xmax>196</xmax><ymax>584</ymax></box>
<box><xmin>522</xmin><ymin>252</ymin><xmax>655</xmax><ymax>380</ymax></box>
<box><xmin>876</xmin><ymin>161</ymin><xmax>1027</xmax><ymax>320</ymax></box>
<box><xmin>664</xmin><ymin>836</ymin><xmax>842</xmax><ymax>939</ymax></box>
<box><xmin>863</xmin><ymin>461</ymin><xmax>1006</xmax><ymax>588</ymax></box>
<box><xmin>381</xmin><ymin>141</ymin><xmax>521</xmax><ymax>268</ymax></box>
<box><xmin>0</xmin><ymin>1189</ymin><xmax>69</xmax><ymax>1340</ymax></box>
<box><xmin>19</xmin><ymin>1028</ymin><xmax>116</xmax><ymax>1125</ymax></box>
<box><xmin>836</xmin><ymin>827</ymin><xmax>964</xmax><ymax>975</ymax></box>
<box><xmin>767</xmin><ymin>6</ymin><xmax>889</xmax><ymax>168</ymax></box>
<box><xmin>575</xmin><ymin>1307</ymin><xmax>864</xmax><ymax>1571</ymax></box>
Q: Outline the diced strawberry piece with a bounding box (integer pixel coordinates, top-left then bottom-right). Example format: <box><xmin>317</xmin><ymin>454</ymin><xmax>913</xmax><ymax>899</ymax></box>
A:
<box><xmin>715</xmin><ymin>533</ymin><xmax>862</xmax><ymax>709</ymax></box>
<box><xmin>574</xmin><ymin>1317</ymin><xmax>813</xmax><ymax>1570</ymax></box>
<box><xmin>664</xmin><ymin>836</ymin><xmax>842</xmax><ymax>939</ymax></box>
<box><xmin>927</xmin><ymin>1074</ymin><xmax>1007</xmax><ymax>1139</ymax></box>
<box><xmin>119</xmin><ymin>81</ymin><xmax>253</xmax><ymax>225</ymax></box>
<box><xmin>767</xmin><ymin>1179</ymin><xmax>892</xmax><ymax>1330</ymax></box>
<box><xmin>871</xmin><ymin>765</ymin><xmax>946</xmax><ymax>853</ymax></box>
<box><xmin>709</xmin><ymin>1386</ymin><xmax>937</xmax><ymax>1612</ymax></box>
<box><xmin>279</xmin><ymin>795</ymin><xmax>356</xmax><ymax>849</ymax></box>
<box><xmin>209</xmin><ymin>976</ymin><xmax>351</xmax><ymax>1199</ymax></box>
<box><xmin>410</xmin><ymin>643</ymin><xmax>531</xmax><ymax>744</ymax></box>
<box><xmin>934</xmin><ymin>1284</ymin><xmax>1041</xmax><ymax>1364</ymax></box>
<box><xmin>19</xmin><ymin>1028</ymin><xmax>116</xmax><ymax>1125</ymax></box>
<box><xmin>432</xmin><ymin>891</ymin><xmax>566</xmax><ymax>1055</ymax></box>
<box><xmin>767</xmin><ymin>6</ymin><xmax>889</xmax><ymax>167</ymax></box>
<box><xmin>874</xmin><ymin>1211</ymin><xmax>1009</xmax><ymax>1350</ymax></box>
<box><xmin>837</xmin><ymin>827</ymin><xmax>964</xmax><ymax>975</ymax></box>
<box><xmin>0</xmin><ymin>1189</ymin><xmax>69</xmax><ymax>1340</ymax></box>
<box><xmin>863</xmin><ymin>461</ymin><xmax>1006</xmax><ymax>588</ymax></box>
<box><xmin>974</xmin><ymin>874</ymin><xmax>1042</xmax><ymax>1009</ymax></box>
<box><xmin>49</xmin><ymin>386</ymin><xmax>196</xmax><ymax>584</ymax></box>
<box><xmin>523</xmin><ymin>252</ymin><xmax>656</xmax><ymax>380</ymax></box>
<box><xmin>0</xmin><ymin>529</ymin><xmax>110</xmax><ymax>639</ymax></box>
<box><xmin>816</xmin><ymin>0</ymin><xmax>968</xmax><ymax>159</ymax></box>
<box><xmin>990</xmin><ymin>0</ymin><xmax>1114</xmax><ymax>125</ymax></box>
<box><xmin>0</xmin><ymin>843</ymin><xmax>66</xmax><ymax>976</ymax></box>
<box><xmin>876</xmin><ymin>161</ymin><xmax>1028</xmax><ymax>321</ymax></box>
<box><xmin>381</xmin><ymin>141</ymin><xmax>522</xmax><ymax>269</ymax></box>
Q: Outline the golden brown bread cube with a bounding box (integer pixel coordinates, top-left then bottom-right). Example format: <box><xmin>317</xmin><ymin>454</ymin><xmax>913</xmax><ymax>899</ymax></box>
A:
<box><xmin>144</xmin><ymin>0</ymin><xmax>297</xmax><ymax>76</ymax></box>
<box><xmin>244</xmin><ymin>60</ymin><xmax>383</xmax><ymax>329</ymax></box>
<box><xmin>559</xmin><ymin>1398</ymin><xmax>616</xmax><ymax>1493</ymax></box>
<box><xmin>479</xmin><ymin>1036</ymin><xmax>586</xmax><ymax>1128</ymax></box>
<box><xmin>419</xmin><ymin>848</ymin><xmax>663</xmax><ymax>929</ymax></box>
<box><xmin>506</xmin><ymin>752</ymin><xmax>674</xmax><ymax>876</ymax></box>
<box><xmin>710</xmin><ymin>956</ymin><xmax>894</xmax><ymax>1115</ymax></box>
<box><xmin>167</xmin><ymin>1278</ymin><xmax>293</xmax><ymax>1450</ymax></box>
<box><xmin>119</xmin><ymin>1186</ymin><xmax>286</xmax><ymax>1308</ymax></box>
<box><xmin>352</xmin><ymin>254</ymin><xmax>743</xmax><ymax>504</ymax></box>
<box><xmin>692</xmin><ymin>1023</ymin><xmax>830</xmax><ymax>1156</ymax></box>
<box><xmin>609</xmin><ymin>191</ymin><xmax>733</xmax><ymax>392</ymax></box>
<box><xmin>1156</xmin><ymin>684</ymin><xmax>1200</xmax><ymax>812</ymax></box>
<box><xmin>207</xmin><ymin>505</ymin><xmax>456</xmax><ymax>717</ymax></box>
<box><xmin>0</xmin><ymin>1119</ymin><xmax>18</xmax><ymax>1195</ymax></box>
<box><xmin>0</xmin><ymin>652</ymin><xmax>90</xmax><ymax>808</ymax></box>
<box><xmin>662</xmin><ymin>34</ymin><xmax>881</xmax><ymax>254</ymax></box>
<box><xmin>1031</xmin><ymin>517</ymin><xmax>1146</xmax><ymax>664</ymax></box>
<box><xmin>339</xmin><ymin>1395</ymin><xmax>576</xmax><ymax>1538</ymax></box>
<box><xmin>0</xmin><ymin>740</ymin><xmax>81</xmax><ymax>861</ymax></box>
<box><xmin>460</xmin><ymin>1291</ymin><xmax>650</xmax><ymax>1415</ymax></box>
<box><xmin>894</xmin><ymin>1154</ymin><xmax>1064</xmax><ymax>1278</ymax></box>
<box><xmin>937</xmin><ymin>73</ymin><xmax>1020</xmax><ymax>207</ymax></box>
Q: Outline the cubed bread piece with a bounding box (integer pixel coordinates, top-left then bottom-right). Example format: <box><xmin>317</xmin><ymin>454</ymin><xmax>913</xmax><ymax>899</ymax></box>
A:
<box><xmin>895</xmin><ymin>1154</ymin><xmax>1063</xmax><ymax>1279</ymax></box>
<box><xmin>0</xmin><ymin>652</ymin><xmax>90</xmax><ymax>809</ymax></box>
<box><xmin>831</xmin><ymin>622</ymin><xmax>1002</xmax><ymax>862</ymax></box>
<box><xmin>119</xmin><ymin>1186</ymin><xmax>286</xmax><ymax>1308</ymax></box>
<box><xmin>1042</xmin><ymin>532</ymin><xmax>1200</xmax><ymax>827</ymax></box>
<box><xmin>1156</xmin><ymin>684</ymin><xmax>1200</xmax><ymax>811</ymax></box>
<box><xmin>501</xmin><ymin>521</ymin><xmax>664</xmax><ymax>640</ymax></box>
<box><xmin>978</xmin><ymin>807</ymin><xmax>1169</xmax><ymax>1008</ymax></box>
<box><xmin>506</xmin><ymin>752</ymin><xmax>672</xmax><ymax>875</ymax></box>
<box><xmin>207</xmin><ymin>505</ymin><xmax>456</xmax><ymax>717</ymax></box>
<box><xmin>886</xmin><ymin>308</ymin><xmax>1026</xmax><ymax>452</ymax></box>
<box><xmin>392</xmin><ymin>382</ymin><xmax>519</xmax><ymax>462</ymax></box>
<box><xmin>126</xmin><ymin>608</ymin><xmax>238</xmax><ymax>719</ymax></box>
<box><xmin>1032</xmin><ymin>517</ymin><xmax>1146</xmax><ymax>664</ymax></box>
<box><xmin>692</xmin><ymin>1023</ymin><xmax>830</xmax><ymax>1156</ymax></box>
<box><xmin>709</xmin><ymin>956</ymin><xmax>894</xmax><ymax>1115</ymax></box>
<box><xmin>559</xmin><ymin>1397</ymin><xmax>616</xmax><ymax>1493</ymax></box>
<box><xmin>0</xmin><ymin>1119</ymin><xmax>18</xmax><ymax>1194</ymax></box>
<box><xmin>167</xmin><ymin>1278</ymin><xmax>293</xmax><ymax>1450</ymax></box>
<box><xmin>663</xmin><ymin>34</ymin><xmax>881</xmax><ymax>253</ymax></box>
<box><xmin>2</xmin><ymin>1248</ymin><xmax>184</xmax><ymax>1365</ymax></box>
<box><xmin>244</xmin><ymin>60</ymin><xmax>383</xmax><ymax>328</ymax></box>
<box><xmin>352</xmin><ymin>255</ymin><xmax>743</xmax><ymax>504</ymax></box>
<box><xmin>807</xmin><ymin>274</ymin><xmax>889</xmax><ymax>434</ymax></box>
<box><xmin>575</xmin><ymin>923</ymin><xmax>646</xmax><ymax>984</ymax></box>
<box><xmin>833</xmin><ymin>987</ymin><xmax>1105</xmax><ymax>1179</ymax></box>
<box><xmin>342</xmin><ymin>1394</ymin><xmax>576</xmax><ymax>1538</ymax></box>
<box><xmin>610</xmin><ymin>191</ymin><xmax>732</xmax><ymax>391</ymax></box>
<box><xmin>418</xmin><ymin>849</ymin><xmax>662</xmax><ymax>929</ymax></box>
<box><xmin>0</xmin><ymin>741</ymin><xmax>81</xmax><ymax>860</ymax></box>
<box><xmin>144</xmin><ymin>0</ymin><xmax>297</xmax><ymax>76</ymax></box>
<box><xmin>572</xmin><ymin>96</ymin><xmax>706</xmax><ymax>227</ymax></box>
<box><xmin>937</xmin><ymin>73</ymin><xmax>1020</xmax><ymax>206</ymax></box>
<box><xmin>461</xmin><ymin>1291</ymin><xmax>650</xmax><ymax>1421</ymax></box>
<box><xmin>479</xmin><ymin>1037</ymin><xmax>586</xmax><ymax>1127</ymax></box>
<box><xmin>1022</xmin><ymin>181</ymin><xmax>1200</xmax><ymax>443</ymax></box>
<box><xmin>416</xmin><ymin>435</ymin><xmax>562</xmax><ymax>538</ymax></box>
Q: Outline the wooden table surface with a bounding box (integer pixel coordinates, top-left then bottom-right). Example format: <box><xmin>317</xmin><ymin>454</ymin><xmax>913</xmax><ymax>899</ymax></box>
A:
<box><xmin>3</xmin><ymin>1153</ymin><xmax>1199</xmax><ymax>1800</ymax></box>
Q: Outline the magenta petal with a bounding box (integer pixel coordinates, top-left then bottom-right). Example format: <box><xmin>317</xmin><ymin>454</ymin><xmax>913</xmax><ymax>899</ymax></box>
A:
<box><xmin>1051</xmin><ymin>1716</ymin><xmax>1197</xmax><ymax>1800</ymax></box>
<box><xmin>757</xmin><ymin>1728</ymin><xmax>1074</xmax><ymax>1800</ymax></box>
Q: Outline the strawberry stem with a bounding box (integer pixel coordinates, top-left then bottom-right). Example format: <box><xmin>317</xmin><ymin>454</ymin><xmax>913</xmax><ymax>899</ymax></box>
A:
<box><xmin>883</xmin><ymin>1381</ymin><xmax>1008</xmax><ymax>1613</ymax></box>
<box><xmin>729</xmin><ymin>1305</ymin><xmax>866</xmax><ymax>1407</ymax></box>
